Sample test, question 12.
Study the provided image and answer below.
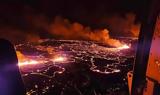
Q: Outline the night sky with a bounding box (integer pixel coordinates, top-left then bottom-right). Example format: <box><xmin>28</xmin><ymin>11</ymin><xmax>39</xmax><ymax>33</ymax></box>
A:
<box><xmin>0</xmin><ymin>0</ymin><xmax>150</xmax><ymax>43</ymax></box>
<box><xmin>0</xmin><ymin>0</ymin><xmax>147</xmax><ymax>26</ymax></box>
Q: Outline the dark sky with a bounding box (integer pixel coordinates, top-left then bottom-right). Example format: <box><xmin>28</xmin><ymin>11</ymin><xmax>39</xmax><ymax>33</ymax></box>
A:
<box><xmin>0</xmin><ymin>0</ymin><xmax>152</xmax><ymax>43</ymax></box>
<box><xmin>0</xmin><ymin>0</ymin><xmax>147</xmax><ymax>27</ymax></box>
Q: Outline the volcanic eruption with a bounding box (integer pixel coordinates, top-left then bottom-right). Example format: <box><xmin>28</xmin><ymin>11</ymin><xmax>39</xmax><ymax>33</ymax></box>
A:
<box><xmin>0</xmin><ymin>1</ymin><xmax>141</xmax><ymax>94</ymax></box>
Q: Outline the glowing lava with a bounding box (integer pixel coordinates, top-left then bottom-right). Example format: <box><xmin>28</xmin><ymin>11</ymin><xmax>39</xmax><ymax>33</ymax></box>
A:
<box><xmin>16</xmin><ymin>41</ymin><xmax>129</xmax><ymax>68</ymax></box>
<box><xmin>52</xmin><ymin>56</ymin><xmax>66</xmax><ymax>63</ymax></box>
<box><xmin>16</xmin><ymin>50</ymin><xmax>67</xmax><ymax>67</ymax></box>
<box><xmin>117</xmin><ymin>44</ymin><xmax>130</xmax><ymax>50</ymax></box>
<box><xmin>18</xmin><ymin>60</ymin><xmax>39</xmax><ymax>66</ymax></box>
<box><xmin>16</xmin><ymin>51</ymin><xmax>46</xmax><ymax>67</ymax></box>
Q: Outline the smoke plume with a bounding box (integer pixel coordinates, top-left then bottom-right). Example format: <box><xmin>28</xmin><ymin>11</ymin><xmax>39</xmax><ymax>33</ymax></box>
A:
<box><xmin>0</xmin><ymin>27</ymin><xmax>40</xmax><ymax>44</ymax></box>
<box><xmin>101</xmin><ymin>13</ymin><xmax>141</xmax><ymax>37</ymax></box>
<box><xmin>46</xmin><ymin>16</ymin><xmax>123</xmax><ymax>47</ymax></box>
<box><xmin>0</xmin><ymin>13</ymin><xmax>140</xmax><ymax>47</ymax></box>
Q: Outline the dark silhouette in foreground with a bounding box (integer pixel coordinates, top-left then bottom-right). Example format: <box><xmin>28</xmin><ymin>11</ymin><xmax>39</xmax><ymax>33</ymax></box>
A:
<box><xmin>0</xmin><ymin>39</ymin><xmax>25</xmax><ymax>95</ymax></box>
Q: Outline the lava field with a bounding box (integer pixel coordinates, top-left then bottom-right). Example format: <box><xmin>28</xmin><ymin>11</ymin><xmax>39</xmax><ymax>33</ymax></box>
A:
<box><xmin>15</xmin><ymin>38</ymin><xmax>137</xmax><ymax>95</ymax></box>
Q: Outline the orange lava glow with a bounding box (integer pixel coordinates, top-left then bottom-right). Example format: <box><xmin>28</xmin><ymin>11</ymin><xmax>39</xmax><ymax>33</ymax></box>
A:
<box><xmin>117</xmin><ymin>44</ymin><xmax>130</xmax><ymax>50</ymax></box>
<box><xmin>18</xmin><ymin>60</ymin><xmax>39</xmax><ymax>66</ymax></box>
<box><xmin>16</xmin><ymin>51</ymin><xmax>47</xmax><ymax>67</ymax></box>
<box><xmin>16</xmin><ymin>51</ymin><xmax>67</xmax><ymax>67</ymax></box>
<box><xmin>52</xmin><ymin>56</ymin><xmax>67</xmax><ymax>63</ymax></box>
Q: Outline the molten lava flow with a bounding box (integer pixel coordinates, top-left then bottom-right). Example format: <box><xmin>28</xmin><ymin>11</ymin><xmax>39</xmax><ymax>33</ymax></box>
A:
<box><xmin>18</xmin><ymin>60</ymin><xmax>39</xmax><ymax>66</ymax></box>
<box><xmin>52</xmin><ymin>56</ymin><xmax>67</xmax><ymax>63</ymax></box>
<box><xmin>16</xmin><ymin>51</ymin><xmax>42</xmax><ymax>67</ymax></box>
<box><xmin>117</xmin><ymin>44</ymin><xmax>130</xmax><ymax>50</ymax></box>
<box><xmin>16</xmin><ymin>51</ymin><xmax>67</xmax><ymax>67</ymax></box>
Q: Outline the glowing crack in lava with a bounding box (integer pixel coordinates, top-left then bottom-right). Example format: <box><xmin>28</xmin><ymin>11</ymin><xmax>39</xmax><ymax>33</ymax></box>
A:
<box><xmin>16</xmin><ymin>42</ymin><xmax>129</xmax><ymax>68</ymax></box>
